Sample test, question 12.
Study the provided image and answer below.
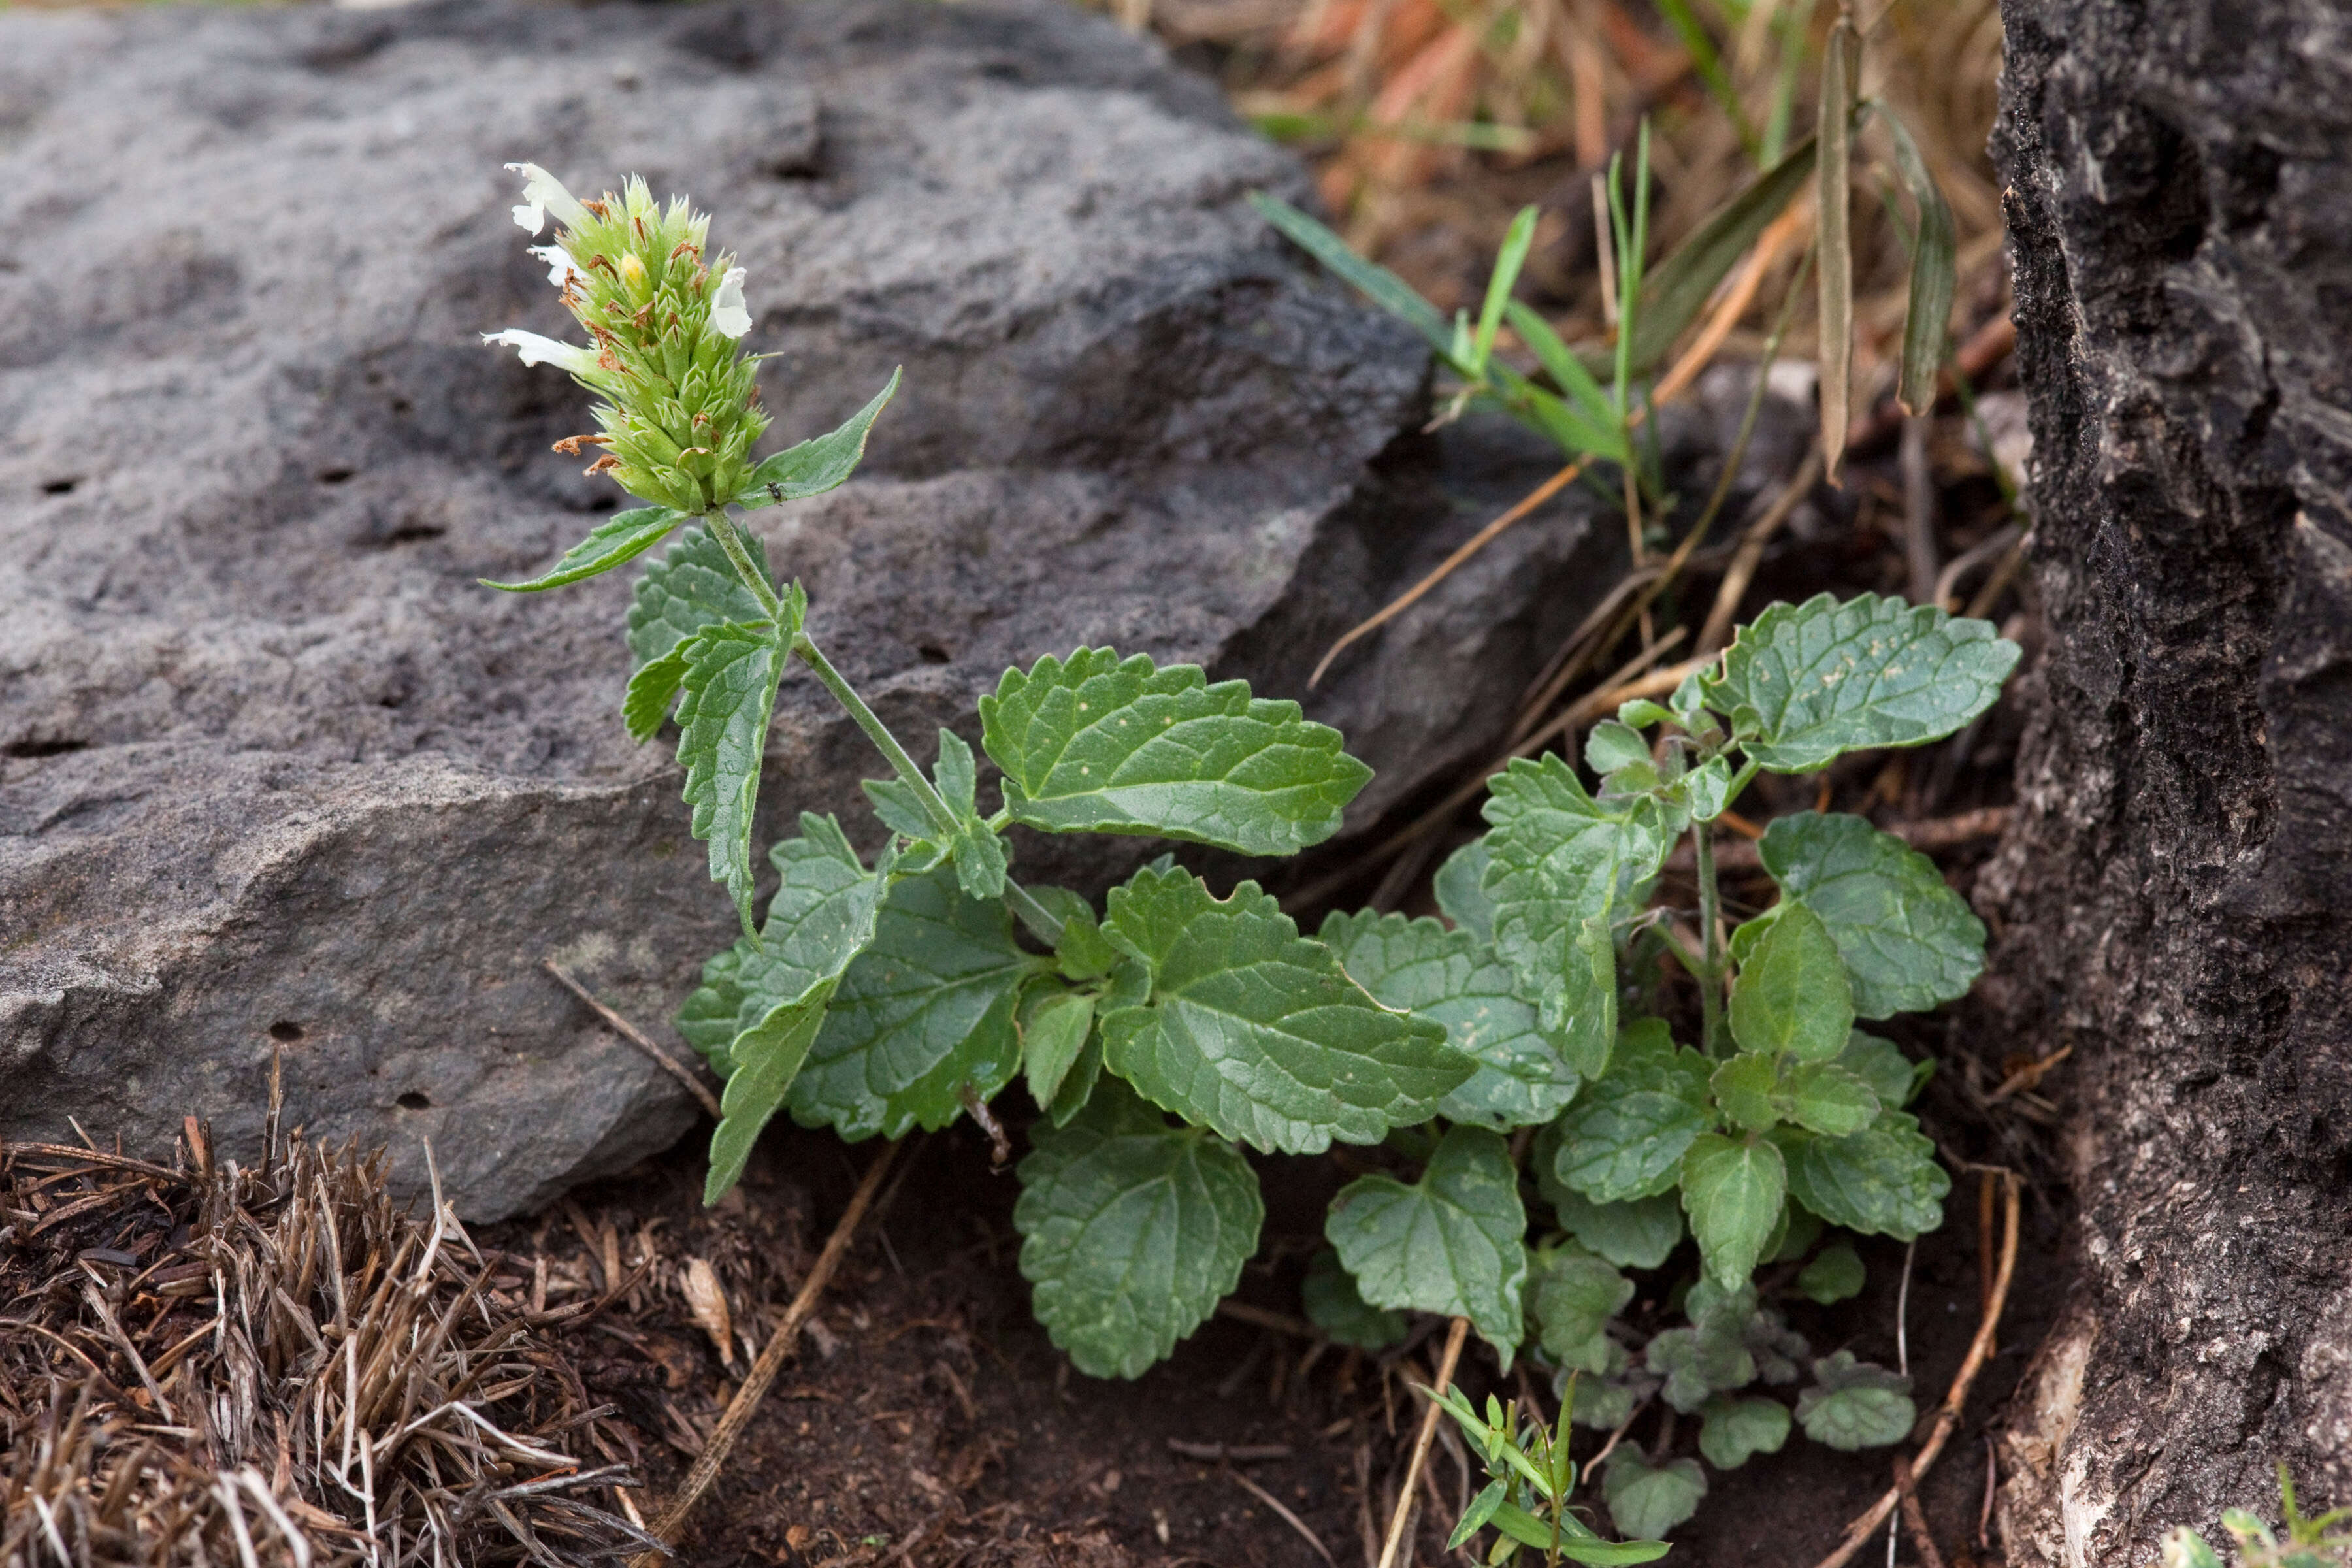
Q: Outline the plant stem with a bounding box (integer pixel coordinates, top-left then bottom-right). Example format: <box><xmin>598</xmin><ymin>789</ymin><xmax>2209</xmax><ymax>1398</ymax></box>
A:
<box><xmin>1695</xmin><ymin>821</ymin><xmax>1725</xmax><ymax>1054</ymax></box>
<box><xmin>704</xmin><ymin>508</ymin><xmax>787</xmax><ymax>625</ymax></box>
<box><xmin>790</xmin><ymin>629</ymin><xmax>960</xmax><ymax>838</ymax></box>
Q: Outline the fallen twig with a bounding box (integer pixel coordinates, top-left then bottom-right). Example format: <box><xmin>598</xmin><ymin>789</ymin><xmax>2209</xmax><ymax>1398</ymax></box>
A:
<box><xmin>1377</xmin><ymin>1316</ymin><xmax>1468</xmax><ymax>1568</ymax></box>
<box><xmin>631</xmin><ymin>1139</ymin><xmax>903</xmax><ymax>1563</ymax></box>
<box><xmin>1893</xmin><ymin>1456</ymin><xmax>1947</xmax><ymax>1568</ymax></box>
<box><xmin>1169</xmin><ymin>1440</ymin><xmax>1294</xmax><ymax>1462</ymax></box>
<box><xmin>545</xmin><ymin>960</ymin><xmax>723</xmax><ymax>1119</ymax></box>
<box><xmin>1806</xmin><ymin>1171</ymin><xmax>2021</xmax><ymax>1568</ymax></box>
<box><xmin>1229</xmin><ymin>1465</ymin><xmax>1339</xmax><ymax>1567</ymax></box>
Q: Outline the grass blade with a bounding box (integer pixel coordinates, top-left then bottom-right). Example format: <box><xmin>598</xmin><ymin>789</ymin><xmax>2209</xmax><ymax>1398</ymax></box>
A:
<box><xmin>1506</xmin><ymin>301</ymin><xmax>1620</xmax><ymax>431</ymax></box>
<box><xmin>1878</xmin><ymin>108</ymin><xmax>1957</xmax><ymax>416</ymax></box>
<box><xmin>1654</xmin><ymin>0</ymin><xmax>1757</xmax><ymax>159</ymax></box>
<box><xmin>1473</xmin><ymin>205</ymin><xmax>1541</xmax><ymax>376</ymax></box>
<box><xmin>1816</xmin><ymin>17</ymin><xmax>1857</xmax><ymax>482</ymax></box>
<box><xmin>1629</xmin><ymin>132</ymin><xmax>1818</xmax><ymax>376</ymax></box>
<box><xmin>1250</xmin><ymin>191</ymin><xmax>1451</xmax><ymax>355</ymax></box>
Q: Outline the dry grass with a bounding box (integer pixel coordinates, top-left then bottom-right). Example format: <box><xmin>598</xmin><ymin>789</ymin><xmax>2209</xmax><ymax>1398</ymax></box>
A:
<box><xmin>1</xmin><ymin>1091</ymin><xmax>655</xmax><ymax>1567</ymax></box>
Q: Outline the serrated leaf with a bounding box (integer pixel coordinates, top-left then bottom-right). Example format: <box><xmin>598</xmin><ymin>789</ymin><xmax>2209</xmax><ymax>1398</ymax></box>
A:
<box><xmin>863</xmin><ymin>776</ymin><xmax>938</xmax><ymax>841</ymax></box>
<box><xmin>1053</xmin><ymin>906</ymin><xmax>1124</xmax><ymax>983</ymax></box>
<box><xmin>1302</xmin><ymin>1246</ymin><xmax>1407</xmax><ymax>1350</ymax></box>
<box><xmin>1835</xmin><ymin>1031</ymin><xmax>1920</xmax><ymax>1109</ymax></box>
<box><xmin>691</xmin><ymin>815</ymin><xmax>895</xmax><ymax>1202</ymax></box>
<box><xmin>1758</xmin><ymin>811</ymin><xmax>1989</xmax><ymax>1018</ymax></box>
<box><xmin>678</xmin><ymin>623</ymin><xmax>788</xmax><ymax>930</ymax></box>
<box><xmin>1701</xmin><ymin>594</ymin><xmax>2021</xmax><ymax>772</ymax></box>
<box><xmin>1435</xmin><ymin>839</ymin><xmax>1497</xmax><ymax>945</ymax></box>
<box><xmin>1729</xmin><ymin>901</ymin><xmax>1855</xmax><ymax>1060</ymax></box>
<box><xmin>1785</xmin><ymin>1062</ymin><xmax>1880</xmax><ymax>1136</ymax></box>
<box><xmin>1797</xmin><ymin>1241</ymin><xmax>1866</xmax><ymax>1304</ymax></box>
<box><xmin>482</xmin><ymin>505</ymin><xmax>683</xmax><ymax>592</ymax></box>
<box><xmin>1797</xmin><ymin>1350</ymin><xmax>1915</xmax><ymax>1449</ymax></box>
<box><xmin>979</xmin><ymin>649</ymin><xmax>1371</xmax><ymax>857</ymax></box>
<box><xmin>947</xmin><ymin>820</ymin><xmax>1009</xmax><ymax>901</ymax></box>
<box><xmin>1682</xmin><ymin>756</ymin><xmax>1734</xmax><ymax>822</ymax></box>
<box><xmin>704</xmin><ymin>984</ymin><xmax>834</xmax><ymax>1205</ymax></box>
<box><xmin>1586</xmin><ymin>721</ymin><xmax>1651</xmax><ymax>775</ymax></box>
<box><xmin>1551</xmin><ymin>1021</ymin><xmax>1714</xmax><ymax>1202</ymax></box>
<box><xmin>1543</xmin><ymin>1188</ymin><xmax>1684</xmax><ymax>1271</ymax></box>
<box><xmin>1320</xmin><ymin>910</ymin><xmax>1580</xmax><ymax>1131</ymax></box>
<box><xmin>1015</xmin><ymin>1079</ymin><xmax>1262</xmax><ymax>1379</ymax></box>
<box><xmin>1480</xmin><ymin>756</ymin><xmax>1668</xmax><ymax>1035</ymax></box>
<box><xmin>1022</xmin><ymin>987</ymin><xmax>1096</xmax><ymax>1111</ymax></box>
<box><xmin>1697</xmin><ymin>1396</ymin><xmax>1791</xmax><ymax>1469</ymax></box>
<box><xmin>1681</xmin><ymin>1134</ymin><xmax>1788</xmax><ymax>1290</ymax></box>
<box><xmin>1531</xmin><ymin>1245</ymin><xmax>1633</xmax><ymax>1373</ymax></box>
<box><xmin>1602</xmin><ymin>1452</ymin><xmax>1707</xmax><ymax>1540</ymax></box>
<box><xmin>1100</xmin><ymin>867</ymin><xmax>1468</xmax><ymax>1154</ymax></box>
<box><xmin>1572</xmin><ymin>1374</ymin><xmax>1639</xmax><ymax>1431</ymax></box>
<box><xmin>1326</xmin><ymin>1125</ymin><xmax>1528</xmax><ymax>1359</ymax></box>
<box><xmin>627</xmin><ymin>524</ymin><xmax>776</xmax><ymax>667</ymax></box>
<box><xmin>1779</xmin><ymin>1111</ymin><xmax>1950</xmax><ymax>1239</ymax></box>
<box><xmin>1772</xmin><ymin>1200</ymin><xmax>1825</xmax><ymax>1262</ymax></box>
<box><xmin>736</xmin><ymin>368</ymin><xmax>901</xmax><ymax>508</ymax></box>
<box><xmin>787</xmin><ymin>863</ymin><xmax>1041</xmax><ymax>1140</ymax></box>
<box><xmin>1048</xmin><ymin>1033</ymin><xmax>1106</xmax><ymax>1128</ymax></box>
<box><xmin>623</xmin><ymin>644</ymin><xmax>693</xmax><ymax>742</ymax></box>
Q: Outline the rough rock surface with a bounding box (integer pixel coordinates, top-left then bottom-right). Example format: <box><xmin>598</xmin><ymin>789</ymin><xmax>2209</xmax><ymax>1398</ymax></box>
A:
<box><xmin>0</xmin><ymin>0</ymin><xmax>1621</xmax><ymax>1218</ymax></box>
<box><xmin>1985</xmin><ymin>0</ymin><xmax>2352</xmax><ymax>1558</ymax></box>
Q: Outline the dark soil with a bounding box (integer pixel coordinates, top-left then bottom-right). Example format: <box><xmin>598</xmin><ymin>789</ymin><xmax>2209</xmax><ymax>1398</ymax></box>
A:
<box><xmin>529</xmin><ymin>1054</ymin><xmax>2068</xmax><ymax>1568</ymax></box>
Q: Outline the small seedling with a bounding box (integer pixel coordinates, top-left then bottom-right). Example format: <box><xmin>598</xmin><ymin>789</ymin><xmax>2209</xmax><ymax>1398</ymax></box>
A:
<box><xmin>2166</xmin><ymin>1469</ymin><xmax>2351</xmax><ymax>1568</ymax></box>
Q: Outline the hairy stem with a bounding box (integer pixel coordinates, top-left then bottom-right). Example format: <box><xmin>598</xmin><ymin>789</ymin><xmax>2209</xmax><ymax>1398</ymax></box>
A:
<box><xmin>703</xmin><ymin>509</ymin><xmax>787</xmax><ymax>626</ymax></box>
<box><xmin>1695</xmin><ymin>823</ymin><xmax>1725</xmax><ymax>1054</ymax></box>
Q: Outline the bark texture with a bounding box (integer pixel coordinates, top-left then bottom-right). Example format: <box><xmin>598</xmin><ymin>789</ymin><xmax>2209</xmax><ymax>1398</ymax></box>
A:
<box><xmin>1985</xmin><ymin>1</ymin><xmax>2352</xmax><ymax>1562</ymax></box>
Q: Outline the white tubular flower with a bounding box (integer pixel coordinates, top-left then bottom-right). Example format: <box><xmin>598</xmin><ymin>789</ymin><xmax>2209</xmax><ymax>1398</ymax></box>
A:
<box><xmin>505</xmin><ymin>162</ymin><xmax>587</xmax><ymax>235</ymax></box>
<box><xmin>710</xmin><ymin>267</ymin><xmax>751</xmax><ymax>338</ymax></box>
<box><xmin>480</xmin><ymin>329</ymin><xmax>598</xmax><ymax>376</ymax></box>
<box><xmin>528</xmin><ymin>244</ymin><xmax>583</xmax><ymax>290</ymax></box>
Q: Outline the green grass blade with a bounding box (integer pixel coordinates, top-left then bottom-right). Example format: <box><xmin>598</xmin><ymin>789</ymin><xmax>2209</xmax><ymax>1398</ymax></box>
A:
<box><xmin>1473</xmin><ymin>205</ymin><xmax>1541</xmax><ymax>376</ymax></box>
<box><xmin>1629</xmin><ymin>132</ymin><xmax>1817</xmax><ymax>377</ymax></box>
<box><xmin>1250</xmin><ymin>191</ymin><xmax>1452</xmax><ymax>354</ymax></box>
<box><xmin>1654</xmin><ymin>0</ymin><xmax>1758</xmax><ymax>158</ymax></box>
<box><xmin>1877</xmin><ymin>108</ymin><xmax>1958</xmax><ymax>416</ymax></box>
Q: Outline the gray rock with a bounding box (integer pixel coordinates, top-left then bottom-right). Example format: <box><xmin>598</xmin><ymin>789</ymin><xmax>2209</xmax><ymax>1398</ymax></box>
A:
<box><xmin>0</xmin><ymin>0</ymin><xmax>1619</xmax><ymax>1219</ymax></box>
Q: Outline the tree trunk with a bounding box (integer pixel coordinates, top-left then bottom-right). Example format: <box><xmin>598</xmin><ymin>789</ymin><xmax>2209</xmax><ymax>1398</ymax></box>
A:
<box><xmin>1984</xmin><ymin>1</ymin><xmax>2352</xmax><ymax>1563</ymax></box>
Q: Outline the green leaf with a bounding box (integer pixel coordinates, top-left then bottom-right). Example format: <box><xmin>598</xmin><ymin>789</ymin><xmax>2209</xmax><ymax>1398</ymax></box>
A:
<box><xmin>787</xmin><ymin>863</ymin><xmax>1040</xmax><ymax>1140</ymax></box>
<box><xmin>1681</xmin><ymin>1134</ymin><xmax>1788</xmax><ymax>1290</ymax></box>
<box><xmin>1586</xmin><ymin>721</ymin><xmax>1651</xmax><ymax>776</ymax></box>
<box><xmin>1796</xmin><ymin>1350</ymin><xmax>1915</xmax><ymax>1450</ymax></box>
<box><xmin>862</xmin><ymin>776</ymin><xmax>938</xmax><ymax>841</ymax></box>
<box><xmin>1551</xmin><ymin>1020</ymin><xmax>1714</xmax><ymax>1201</ymax></box>
<box><xmin>678</xmin><ymin>623</ymin><xmax>788</xmax><ymax>930</ymax></box>
<box><xmin>1100</xmin><ymin>866</ymin><xmax>1468</xmax><ymax>1154</ymax></box>
<box><xmin>1697</xmin><ymin>1396</ymin><xmax>1791</xmax><ymax>1470</ymax></box>
<box><xmin>1022</xmin><ymin>987</ymin><xmax>1097</xmax><ymax>1111</ymax></box>
<box><xmin>1701</xmin><ymin>594</ymin><xmax>2021</xmax><ymax>772</ymax></box>
<box><xmin>1544</xmin><ymin>1188</ymin><xmax>1684</xmax><ymax>1271</ymax></box>
<box><xmin>1473</xmin><ymin>206</ymin><xmax>1540</xmax><ymax>373</ymax></box>
<box><xmin>1758</xmin><ymin>811</ymin><xmax>1989</xmax><ymax>1018</ymax></box>
<box><xmin>1772</xmin><ymin>1200</ymin><xmax>1825</xmax><ymax>1262</ymax></box>
<box><xmin>1480</xmin><ymin>756</ymin><xmax>1668</xmax><ymax>1035</ymax></box>
<box><xmin>1504</xmin><ymin>302</ymin><xmax>1630</xmax><ymax>460</ymax></box>
<box><xmin>1250</xmin><ymin>192</ymin><xmax>1451</xmax><ymax>353</ymax></box>
<box><xmin>1629</xmin><ymin>133</ymin><xmax>1818</xmax><ymax>375</ymax></box>
<box><xmin>692</xmin><ymin>815</ymin><xmax>895</xmax><ymax>1202</ymax></box>
<box><xmin>704</xmin><ymin>985</ymin><xmax>834</xmax><ymax>1205</ymax></box>
<box><xmin>1710</xmin><ymin>1054</ymin><xmax>1782</xmax><ymax>1133</ymax></box>
<box><xmin>736</xmin><ymin>368</ymin><xmax>902</xmax><ymax>508</ymax></box>
<box><xmin>1878</xmin><ymin>110</ymin><xmax>1957</xmax><ymax>416</ymax></box>
<box><xmin>1785</xmin><ymin>1062</ymin><xmax>1880</xmax><ymax>1136</ymax></box>
<box><xmin>1490</xmin><ymin>1503</ymin><xmax>1671</xmax><ymax>1565</ymax></box>
<box><xmin>1573</xmin><ymin>1374</ymin><xmax>1639</xmax><ymax>1431</ymax></box>
<box><xmin>2163</xmin><ymin>1529</ymin><xmax>2226</xmax><ymax>1568</ymax></box>
<box><xmin>1729</xmin><ymin>901</ymin><xmax>1855</xmax><ymax>1060</ymax></box>
<box><xmin>1325</xmin><ymin>1125</ymin><xmax>1529</xmax><ymax>1359</ymax></box>
<box><xmin>1451</xmin><ymin>1479</ymin><xmax>1510</xmax><ymax>1552</ymax></box>
<box><xmin>1797</xmin><ymin>1241</ymin><xmax>1866</xmax><ymax>1304</ymax></box>
<box><xmin>482</xmin><ymin>505</ymin><xmax>683</xmax><ymax>592</ymax></box>
<box><xmin>979</xmin><ymin>649</ymin><xmax>1372</xmax><ymax>857</ymax></box>
<box><xmin>1817</xmin><ymin>18</ymin><xmax>1856</xmax><ymax>480</ymax></box>
<box><xmin>1779</xmin><ymin>1111</ymin><xmax>1950</xmax><ymax>1239</ymax></box>
<box><xmin>1320</xmin><ymin>910</ymin><xmax>1580</xmax><ymax>1131</ymax></box>
<box><xmin>1434</xmin><ymin>840</ymin><xmax>1498</xmax><ymax>945</ymax></box>
<box><xmin>623</xmin><ymin>644</ymin><xmax>692</xmax><ymax>742</ymax></box>
<box><xmin>1602</xmin><ymin>1452</ymin><xmax>1708</xmax><ymax>1540</ymax></box>
<box><xmin>1531</xmin><ymin>1245</ymin><xmax>1634</xmax><ymax>1374</ymax></box>
<box><xmin>1048</xmin><ymin>1032</ymin><xmax>1107</xmax><ymax>1128</ymax></box>
<box><xmin>1051</xmin><ymin>905</ymin><xmax>1123</xmax><ymax>983</ymax></box>
<box><xmin>1014</xmin><ymin>1079</ymin><xmax>1262</xmax><ymax>1379</ymax></box>
<box><xmin>1302</xmin><ymin>1246</ymin><xmax>1407</xmax><ymax>1350</ymax></box>
<box><xmin>1835</xmin><ymin>1031</ymin><xmax>1921</xmax><ymax>1109</ymax></box>
<box><xmin>627</xmin><ymin>524</ymin><xmax>775</xmax><ymax>668</ymax></box>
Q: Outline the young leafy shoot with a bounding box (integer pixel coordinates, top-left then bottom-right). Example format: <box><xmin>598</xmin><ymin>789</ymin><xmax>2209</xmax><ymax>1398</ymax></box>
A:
<box><xmin>981</xmin><ymin>649</ymin><xmax>1372</xmax><ymax>857</ymax></box>
<box><xmin>1757</xmin><ymin>811</ymin><xmax>1988</xmax><ymax>1017</ymax></box>
<box><xmin>1014</xmin><ymin>1080</ymin><xmax>1262</xmax><ymax>1379</ymax></box>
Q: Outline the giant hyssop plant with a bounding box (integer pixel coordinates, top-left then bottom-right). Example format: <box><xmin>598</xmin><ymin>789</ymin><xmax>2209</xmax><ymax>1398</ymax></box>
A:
<box><xmin>482</xmin><ymin>164</ymin><xmax>2017</xmax><ymax>1550</ymax></box>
